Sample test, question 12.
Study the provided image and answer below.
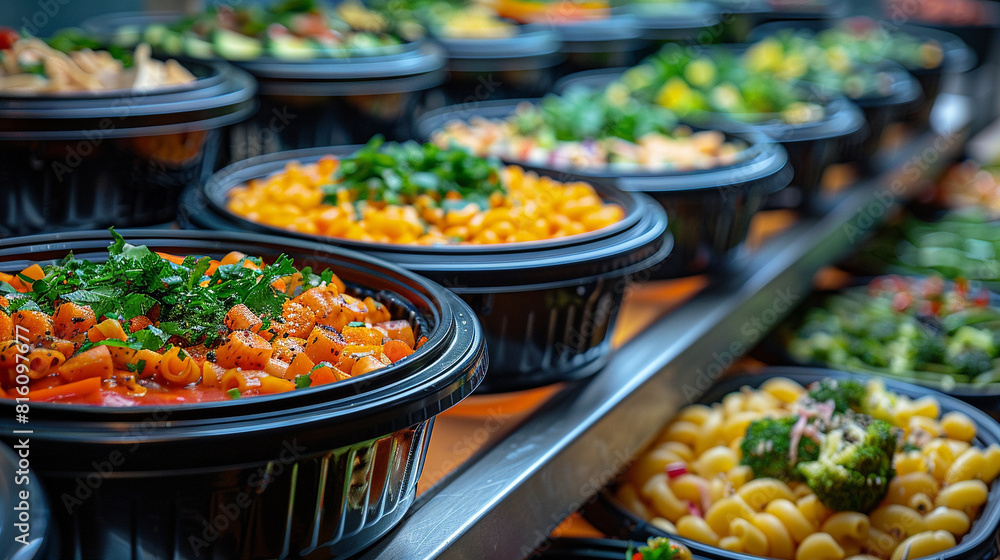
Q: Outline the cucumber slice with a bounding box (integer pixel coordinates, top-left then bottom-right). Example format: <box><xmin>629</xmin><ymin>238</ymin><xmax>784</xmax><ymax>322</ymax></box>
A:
<box><xmin>184</xmin><ymin>35</ymin><xmax>215</xmax><ymax>59</ymax></box>
<box><xmin>212</xmin><ymin>28</ymin><xmax>263</xmax><ymax>61</ymax></box>
<box><xmin>267</xmin><ymin>36</ymin><xmax>317</xmax><ymax>60</ymax></box>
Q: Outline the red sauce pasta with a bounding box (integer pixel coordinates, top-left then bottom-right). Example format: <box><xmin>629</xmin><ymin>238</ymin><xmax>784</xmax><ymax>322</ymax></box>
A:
<box><xmin>0</xmin><ymin>232</ymin><xmax>422</xmax><ymax>406</ymax></box>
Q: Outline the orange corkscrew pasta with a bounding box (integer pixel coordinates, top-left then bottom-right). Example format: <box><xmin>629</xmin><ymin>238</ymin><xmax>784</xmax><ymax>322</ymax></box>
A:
<box><xmin>0</xmin><ymin>232</ymin><xmax>422</xmax><ymax>406</ymax></box>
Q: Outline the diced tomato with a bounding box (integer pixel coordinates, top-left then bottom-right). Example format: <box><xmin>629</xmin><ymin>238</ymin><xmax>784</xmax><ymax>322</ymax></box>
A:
<box><xmin>974</xmin><ymin>288</ymin><xmax>990</xmax><ymax>307</ymax></box>
<box><xmin>892</xmin><ymin>292</ymin><xmax>912</xmax><ymax>313</ymax></box>
<box><xmin>0</xmin><ymin>27</ymin><xmax>19</xmax><ymax>50</ymax></box>
<box><xmin>955</xmin><ymin>277</ymin><xmax>970</xmax><ymax>297</ymax></box>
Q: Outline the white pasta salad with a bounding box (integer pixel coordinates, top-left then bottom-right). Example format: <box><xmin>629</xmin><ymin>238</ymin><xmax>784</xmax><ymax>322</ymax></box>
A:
<box><xmin>616</xmin><ymin>377</ymin><xmax>1000</xmax><ymax>560</ymax></box>
<box><xmin>432</xmin><ymin>88</ymin><xmax>748</xmax><ymax>173</ymax></box>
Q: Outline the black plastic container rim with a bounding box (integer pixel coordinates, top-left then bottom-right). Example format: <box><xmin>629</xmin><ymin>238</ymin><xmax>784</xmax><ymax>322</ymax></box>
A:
<box><xmin>533</xmin><ymin>14</ymin><xmax>645</xmax><ymax>43</ymax></box>
<box><xmin>746</xmin><ymin>19</ymin><xmax>978</xmax><ymax>74</ymax></box>
<box><xmin>553</xmin><ymin>67</ymin><xmax>866</xmax><ymax>144</ymax></box>
<box><xmin>843</xmin><ymin>62</ymin><xmax>922</xmax><ymax>109</ymax></box>
<box><xmin>0</xmin><ymin>443</ymin><xmax>49</xmax><ymax>560</ymax></box>
<box><xmin>615</xmin><ymin>1</ymin><xmax>722</xmax><ymax>31</ymax></box>
<box><xmin>0</xmin><ymin>57</ymin><xmax>226</xmax><ymax>102</ymax></box>
<box><xmin>532</xmin><ymin>538</ymin><xmax>712</xmax><ymax>559</ymax></box>
<box><xmin>232</xmin><ymin>40</ymin><xmax>444</xmax><ymax>81</ymax></box>
<box><xmin>586</xmin><ymin>367</ymin><xmax>1000</xmax><ymax>560</ymax></box>
<box><xmin>0</xmin><ymin>229</ymin><xmax>487</xmax><ymax>454</ymax></box>
<box><xmin>81</xmin><ymin>10</ymin><xmax>429</xmax><ymax>64</ymax></box>
<box><xmin>204</xmin><ymin>144</ymin><xmax>638</xmax><ymax>249</ymax></box>
<box><xmin>434</xmin><ymin>27</ymin><xmax>562</xmax><ymax>60</ymax></box>
<box><xmin>0</xmin><ymin>61</ymin><xmax>257</xmax><ymax>140</ymax></box>
<box><xmin>414</xmin><ymin>98</ymin><xmax>791</xmax><ymax>194</ymax></box>
<box><xmin>197</xmin><ymin>146</ymin><xmax>671</xmax><ymax>288</ymax></box>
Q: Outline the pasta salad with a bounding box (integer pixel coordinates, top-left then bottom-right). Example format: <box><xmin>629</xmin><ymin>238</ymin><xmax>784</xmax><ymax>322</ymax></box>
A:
<box><xmin>0</xmin><ymin>231</ymin><xmax>422</xmax><ymax>405</ymax></box>
<box><xmin>616</xmin><ymin>377</ymin><xmax>1000</xmax><ymax>560</ymax></box>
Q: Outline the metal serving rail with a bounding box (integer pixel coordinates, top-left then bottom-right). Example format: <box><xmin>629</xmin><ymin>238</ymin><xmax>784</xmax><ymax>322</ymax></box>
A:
<box><xmin>356</xmin><ymin>95</ymin><xmax>972</xmax><ymax>560</ymax></box>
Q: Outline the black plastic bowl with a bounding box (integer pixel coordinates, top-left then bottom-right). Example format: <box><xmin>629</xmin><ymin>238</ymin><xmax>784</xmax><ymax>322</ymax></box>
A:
<box><xmin>223</xmin><ymin>45</ymin><xmax>445</xmax><ymax>164</ymax></box>
<box><xmin>749</xmin><ymin>20</ymin><xmax>976</xmax><ymax>130</ymax></box>
<box><xmin>839</xmin><ymin>62</ymin><xmax>923</xmax><ymax>168</ymax></box>
<box><xmin>0</xmin><ymin>59</ymin><xmax>255</xmax><ymax>237</ymax></box>
<box><xmin>582</xmin><ymin>367</ymin><xmax>1000</xmax><ymax>560</ymax></box>
<box><xmin>430</xmin><ymin>28</ymin><xmax>564</xmax><ymax>106</ymax></box>
<box><xmin>182</xmin><ymin>146</ymin><xmax>670</xmax><ymax>392</ymax></box>
<box><xmin>0</xmin><ymin>229</ymin><xmax>487</xmax><ymax>560</ymax></box>
<box><xmin>617</xmin><ymin>2</ymin><xmax>724</xmax><ymax>55</ymax></box>
<box><xmin>415</xmin><ymin>99</ymin><xmax>791</xmax><ymax>278</ymax></box>
<box><xmin>554</xmin><ymin>68</ymin><xmax>865</xmax><ymax>210</ymax></box>
<box><xmin>81</xmin><ymin>11</ymin><xmax>446</xmax><ymax>165</ymax></box>
<box><xmin>0</xmin><ymin>443</ymin><xmax>51</xmax><ymax>560</ymax></box>
<box><xmin>530</xmin><ymin>538</ymin><xmax>711</xmax><ymax>559</ymax></box>
<box><xmin>531</xmin><ymin>15</ymin><xmax>649</xmax><ymax>76</ymax></box>
<box><xmin>758</xmin><ymin>280</ymin><xmax>1000</xmax><ymax>414</ymax></box>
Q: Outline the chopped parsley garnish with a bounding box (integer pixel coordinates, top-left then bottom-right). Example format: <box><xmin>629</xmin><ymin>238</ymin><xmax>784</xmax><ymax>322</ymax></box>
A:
<box><xmin>322</xmin><ymin>136</ymin><xmax>506</xmax><ymax>209</ymax></box>
<box><xmin>1</xmin><ymin>229</ymin><xmax>298</xmax><ymax>348</ymax></box>
<box><xmin>226</xmin><ymin>388</ymin><xmax>241</xmax><ymax>399</ymax></box>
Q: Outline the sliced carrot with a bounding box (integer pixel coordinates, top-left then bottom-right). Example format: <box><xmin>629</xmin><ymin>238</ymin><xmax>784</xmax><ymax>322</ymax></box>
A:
<box><xmin>29</xmin><ymin>376</ymin><xmax>102</xmax><ymax>402</ymax></box>
<box><xmin>53</xmin><ymin>302</ymin><xmax>96</xmax><ymax>339</ymax></box>
<box><xmin>87</xmin><ymin>318</ymin><xmax>128</xmax><ymax>343</ymax></box>
<box><xmin>281</xmin><ymin>301</ymin><xmax>315</xmax><ymax>339</ymax></box>
<box><xmin>128</xmin><ymin>315</ymin><xmax>153</xmax><ymax>333</ymax></box>
<box><xmin>224</xmin><ymin>303</ymin><xmax>263</xmax><ymax>332</ymax></box>
<box><xmin>284</xmin><ymin>352</ymin><xmax>315</xmax><ymax>380</ymax></box>
<box><xmin>219</xmin><ymin>251</ymin><xmax>246</xmax><ymax>266</ymax></box>
<box><xmin>0</xmin><ymin>311</ymin><xmax>11</xmax><ymax>341</ymax></box>
<box><xmin>263</xmin><ymin>357</ymin><xmax>289</xmax><ymax>379</ymax></box>
<box><xmin>363</xmin><ymin>297</ymin><xmax>391</xmax><ymax>324</ymax></box>
<box><xmin>271</xmin><ymin>336</ymin><xmax>307</xmax><ymax>363</ymax></box>
<box><xmin>12</xmin><ymin>310</ymin><xmax>54</xmax><ymax>343</ymax></box>
<box><xmin>155</xmin><ymin>252</ymin><xmax>187</xmax><ymax>265</ymax></box>
<box><xmin>351</xmin><ymin>354</ymin><xmax>389</xmax><ymax>376</ymax></box>
<box><xmin>383</xmin><ymin>339</ymin><xmax>414</xmax><ymax>363</ymax></box>
<box><xmin>377</xmin><ymin>320</ymin><xmax>415</xmax><ymax>348</ymax></box>
<box><xmin>214</xmin><ymin>330</ymin><xmax>272</xmax><ymax>370</ymax></box>
<box><xmin>342</xmin><ymin>325</ymin><xmax>384</xmax><ymax>346</ymax></box>
<box><xmin>57</xmin><ymin>345</ymin><xmax>114</xmax><ymax>383</ymax></box>
<box><xmin>41</xmin><ymin>338</ymin><xmax>76</xmax><ymax>359</ymax></box>
<box><xmin>309</xmin><ymin>364</ymin><xmax>344</xmax><ymax>386</ymax></box>
<box><xmin>258</xmin><ymin>375</ymin><xmax>294</xmax><ymax>394</ymax></box>
<box><xmin>201</xmin><ymin>362</ymin><xmax>226</xmax><ymax>388</ymax></box>
<box><xmin>220</xmin><ymin>369</ymin><xmax>268</xmax><ymax>394</ymax></box>
<box><xmin>303</xmin><ymin>325</ymin><xmax>347</xmax><ymax>364</ymax></box>
<box><xmin>108</xmin><ymin>346</ymin><xmax>139</xmax><ymax>370</ymax></box>
<box><xmin>415</xmin><ymin>336</ymin><xmax>428</xmax><ymax>349</ymax></box>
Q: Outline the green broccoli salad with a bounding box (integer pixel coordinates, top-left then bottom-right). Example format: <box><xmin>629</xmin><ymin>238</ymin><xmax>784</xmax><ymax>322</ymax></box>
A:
<box><xmin>786</xmin><ymin>275</ymin><xmax>1000</xmax><ymax>389</ymax></box>
<box><xmin>741</xmin><ymin>379</ymin><xmax>902</xmax><ymax>513</ymax></box>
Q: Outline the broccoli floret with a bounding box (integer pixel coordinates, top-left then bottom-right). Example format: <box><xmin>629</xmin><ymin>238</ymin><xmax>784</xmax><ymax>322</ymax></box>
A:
<box><xmin>947</xmin><ymin>326</ymin><xmax>997</xmax><ymax>358</ymax></box>
<box><xmin>914</xmin><ymin>333</ymin><xmax>946</xmax><ymax>364</ymax></box>
<box><xmin>740</xmin><ymin>417</ymin><xmax>820</xmax><ymax>481</ymax></box>
<box><xmin>796</xmin><ymin>415</ymin><xmax>901</xmax><ymax>513</ymax></box>
<box><xmin>849</xmin><ymin>338</ymin><xmax>890</xmax><ymax>368</ymax></box>
<box><xmin>628</xmin><ymin>537</ymin><xmax>684</xmax><ymax>560</ymax></box>
<box><xmin>951</xmin><ymin>348</ymin><xmax>993</xmax><ymax>377</ymax></box>
<box><xmin>866</xmin><ymin>318</ymin><xmax>898</xmax><ymax>342</ymax></box>
<box><xmin>806</xmin><ymin>378</ymin><xmax>866</xmax><ymax>413</ymax></box>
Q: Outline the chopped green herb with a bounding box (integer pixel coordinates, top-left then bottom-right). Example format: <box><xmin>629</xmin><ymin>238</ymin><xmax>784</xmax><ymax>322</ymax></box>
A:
<box><xmin>294</xmin><ymin>373</ymin><xmax>312</xmax><ymax>389</ymax></box>
<box><xmin>324</xmin><ymin>136</ymin><xmax>506</xmax><ymax>209</ymax></box>
<box><xmin>226</xmin><ymin>388</ymin><xmax>241</xmax><ymax>399</ymax></box>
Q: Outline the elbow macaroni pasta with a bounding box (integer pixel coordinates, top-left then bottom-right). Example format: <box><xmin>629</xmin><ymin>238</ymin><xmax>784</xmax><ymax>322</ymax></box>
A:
<box><xmin>616</xmin><ymin>378</ymin><xmax>1000</xmax><ymax>560</ymax></box>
